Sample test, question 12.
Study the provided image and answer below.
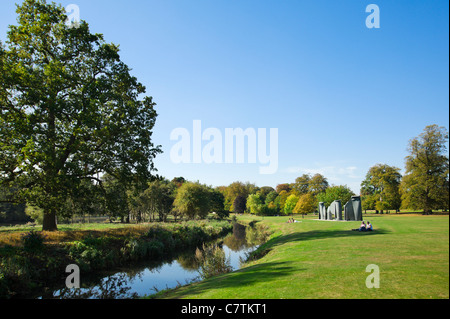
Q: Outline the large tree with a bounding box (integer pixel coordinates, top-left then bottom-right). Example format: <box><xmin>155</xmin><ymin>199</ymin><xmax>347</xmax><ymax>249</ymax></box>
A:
<box><xmin>0</xmin><ymin>0</ymin><xmax>161</xmax><ymax>230</ymax></box>
<box><xmin>223</xmin><ymin>181</ymin><xmax>249</xmax><ymax>211</ymax></box>
<box><xmin>361</xmin><ymin>164</ymin><xmax>402</xmax><ymax>213</ymax></box>
<box><xmin>400</xmin><ymin>125</ymin><xmax>449</xmax><ymax>214</ymax></box>
<box><xmin>173</xmin><ymin>182</ymin><xmax>212</xmax><ymax>220</ymax></box>
<box><xmin>246</xmin><ymin>194</ymin><xmax>264</xmax><ymax>215</ymax></box>
<box><xmin>140</xmin><ymin>180</ymin><xmax>175</xmax><ymax>222</ymax></box>
<box><xmin>293</xmin><ymin>193</ymin><xmax>316</xmax><ymax>216</ymax></box>
<box><xmin>284</xmin><ymin>194</ymin><xmax>300</xmax><ymax>215</ymax></box>
<box><xmin>232</xmin><ymin>195</ymin><xmax>247</xmax><ymax>214</ymax></box>
<box><xmin>292</xmin><ymin>174</ymin><xmax>311</xmax><ymax>195</ymax></box>
<box><xmin>308</xmin><ymin>173</ymin><xmax>329</xmax><ymax>195</ymax></box>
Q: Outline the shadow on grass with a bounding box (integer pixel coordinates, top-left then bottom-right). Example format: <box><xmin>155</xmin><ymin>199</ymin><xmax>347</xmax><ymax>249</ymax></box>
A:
<box><xmin>265</xmin><ymin>228</ymin><xmax>390</xmax><ymax>250</ymax></box>
<box><xmin>166</xmin><ymin>261</ymin><xmax>298</xmax><ymax>298</ymax></box>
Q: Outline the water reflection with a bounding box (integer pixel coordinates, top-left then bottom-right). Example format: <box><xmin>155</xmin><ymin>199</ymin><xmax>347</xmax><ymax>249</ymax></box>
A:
<box><xmin>45</xmin><ymin>222</ymin><xmax>266</xmax><ymax>299</ymax></box>
<box><xmin>223</xmin><ymin>222</ymin><xmax>248</xmax><ymax>251</ymax></box>
<box><xmin>57</xmin><ymin>273</ymin><xmax>139</xmax><ymax>299</ymax></box>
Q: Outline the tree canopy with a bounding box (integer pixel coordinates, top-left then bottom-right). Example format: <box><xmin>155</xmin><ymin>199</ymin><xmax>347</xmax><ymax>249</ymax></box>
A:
<box><xmin>361</xmin><ymin>164</ymin><xmax>402</xmax><ymax>212</ymax></box>
<box><xmin>173</xmin><ymin>182</ymin><xmax>212</xmax><ymax>220</ymax></box>
<box><xmin>0</xmin><ymin>0</ymin><xmax>161</xmax><ymax>230</ymax></box>
<box><xmin>316</xmin><ymin>185</ymin><xmax>355</xmax><ymax>207</ymax></box>
<box><xmin>293</xmin><ymin>193</ymin><xmax>316</xmax><ymax>215</ymax></box>
<box><xmin>400</xmin><ymin>125</ymin><xmax>449</xmax><ymax>213</ymax></box>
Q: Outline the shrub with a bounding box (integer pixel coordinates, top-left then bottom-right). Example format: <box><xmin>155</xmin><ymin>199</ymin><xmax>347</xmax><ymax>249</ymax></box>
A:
<box><xmin>21</xmin><ymin>230</ymin><xmax>45</xmax><ymax>253</ymax></box>
<box><xmin>68</xmin><ymin>241</ymin><xmax>103</xmax><ymax>271</ymax></box>
<box><xmin>122</xmin><ymin>239</ymin><xmax>144</xmax><ymax>261</ymax></box>
<box><xmin>146</xmin><ymin>240</ymin><xmax>164</xmax><ymax>258</ymax></box>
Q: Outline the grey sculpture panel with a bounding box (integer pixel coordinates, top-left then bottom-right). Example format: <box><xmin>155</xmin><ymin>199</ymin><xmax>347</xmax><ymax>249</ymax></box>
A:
<box><xmin>319</xmin><ymin>202</ymin><xmax>326</xmax><ymax>220</ymax></box>
<box><xmin>323</xmin><ymin>200</ymin><xmax>342</xmax><ymax>220</ymax></box>
<box><xmin>344</xmin><ymin>196</ymin><xmax>362</xmax><ymax>221</ymax></box>
<box><xmin>344</xmin><ymin>201</ymin><xmax>353</xmax><ymax>221</ymax></box>
<box><xmin>320</xmin><ymin>198</ymin><xmax>358</xmax><ymax>221</ymax></box>
<box><xmin>351</xmin><ymin>196</ymin><xmax>362</xmax><ymax>221</ymax></box>
<box><xmin>332</xmin><ymin>200</ymin><xmax>342</xmax><ymax>221</ymax></box>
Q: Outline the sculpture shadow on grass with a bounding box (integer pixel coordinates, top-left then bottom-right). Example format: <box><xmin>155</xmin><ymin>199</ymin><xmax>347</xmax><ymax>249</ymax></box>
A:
<box><xmin>170</xmin><ymin>261</ymin><xmax>299</xmax><ymax>297</ymax></box>
<box><xmin>265</xmin><ymin>228</ymin><xmax>390</xmax><ymax>250</ymax></box>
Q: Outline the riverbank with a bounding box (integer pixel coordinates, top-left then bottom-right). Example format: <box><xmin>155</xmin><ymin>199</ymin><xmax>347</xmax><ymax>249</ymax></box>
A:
<box><xmin>155</xmin><ymin>214</ymin><xmax>449</xmax><ymax>299</ymax></box>
<box><xmin>0</xmin><ymin>220</ymin><xmax>233</xmax><ymax>298</ymax></box>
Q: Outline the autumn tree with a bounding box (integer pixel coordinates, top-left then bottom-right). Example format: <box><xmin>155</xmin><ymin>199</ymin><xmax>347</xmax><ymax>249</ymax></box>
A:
<box><xmin>246</xmin><ymin>194</ymin><xmax>264</xmax><ymax>215</ymax></box>
<box><xmin>276</xmin><ymin>183</ymin><xmax>291</xmax><ymax>194</ymax></box>
<box><xmin>273</xmin><ymin>190</ymin><xmax>289</xmax><ymax>213</ymax></box>
<box><xmin>0</xmin><ymin>0</ymin><xmax>161</xmax><ymax>230</ymax></box>
<box><xmin>223</xmin><ymin>181</ymin><xmax>249</xmax><ymax>211</ymax></box>
<box><xmin>292</xmin><ymin>174</ymin><xmax>311</xmax><ymax>195</ymax></box>
<box><xmin>284</xmin><ymin>194</ymin><xmax>300</xmax><ymax>215</ymax></box>
<box><xmin>265</xmin><ymin>190</ymin><xmax>278</xmax><ymax>206</ymax></box>
<box><xmin>171</xmin><ymin>177</ymin><xmax>186</xmax><ymax>188</ymax></box>
<box><xmin>308</xmin><ymin>174</ymin><xmax>329</xmax><ymax>195</ymax></box>
<box><xmin>293</xmin><ymin>193</ymin><xmax>316</xmax><ymax>216</ymax></box>
<box><xmin>173</xmin><ymin>182</ymin><xmax>212</xmax><ymax>220</ymax></box>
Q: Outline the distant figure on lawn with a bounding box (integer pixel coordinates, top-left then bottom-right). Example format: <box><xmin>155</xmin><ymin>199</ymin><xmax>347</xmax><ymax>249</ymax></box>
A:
<box><xmin>359</xmin><ymin>221</ymin><xmax>366</xmax><ymax>231</ymax></box>
<box><xmin>352</xmin><ymin>221</ymin><xmax>374</xmax><ymax>232</ymax></box>
<box><xmin>352</xmin><ymin>221</ymin><xmax>366</xmax><ymax>231</ymax></box>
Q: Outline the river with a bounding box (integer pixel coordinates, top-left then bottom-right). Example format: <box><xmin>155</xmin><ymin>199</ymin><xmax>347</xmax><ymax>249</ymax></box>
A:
<box><xmin>38</xmin><ymin>222</ymin><xmax>260</xmax><ymax>299</ymax></box>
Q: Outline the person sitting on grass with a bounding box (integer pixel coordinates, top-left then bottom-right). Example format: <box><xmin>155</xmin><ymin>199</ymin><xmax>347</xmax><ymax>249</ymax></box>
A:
<box><xmin>366</xmin><ymin>221</ymin><xmax>373</xmax><ymax>231</ymax></box>
<box><xmin>359</xmin><ymin>221</ymin><xmax>366</xmax><ymax>231</ymax></box>
<box><xmin>352</xmin><ymin>221</ymin><xmax>366</xmax><ymax>231</ymax></box>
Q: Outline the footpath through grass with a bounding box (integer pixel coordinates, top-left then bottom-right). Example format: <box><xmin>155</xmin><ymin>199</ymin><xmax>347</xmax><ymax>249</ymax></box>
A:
<box><xmin>159</xmin><ymin>214</ymin><xmax>449</xmax><ymax>299</ymax></box>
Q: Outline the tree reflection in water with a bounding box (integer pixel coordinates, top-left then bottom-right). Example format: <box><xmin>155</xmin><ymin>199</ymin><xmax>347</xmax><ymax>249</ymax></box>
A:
<box><xmin>57</xmin><ymin>273</ymin><xmax>139</xmax><ymax>299</ymax></box>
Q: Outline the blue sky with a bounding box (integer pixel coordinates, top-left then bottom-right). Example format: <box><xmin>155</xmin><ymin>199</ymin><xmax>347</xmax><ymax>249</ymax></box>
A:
<box><xmin>1</xmin><ymin>0</ymin><xmax>449</xmax><ymax>193</ymax></box>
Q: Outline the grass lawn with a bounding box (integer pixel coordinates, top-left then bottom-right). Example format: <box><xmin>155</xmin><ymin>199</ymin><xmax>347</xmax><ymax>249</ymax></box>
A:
<box><xmin>159</xmin><ymin>213</ymin><xmax>449</xmax><ymax>299</ymax></box>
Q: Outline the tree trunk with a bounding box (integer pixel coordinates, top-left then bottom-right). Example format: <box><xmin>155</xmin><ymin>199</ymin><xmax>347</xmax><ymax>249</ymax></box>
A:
<box><xmin>42</xmin><ymin>210</ymin><xmax>58</xmax><ymax>231</ymax></box>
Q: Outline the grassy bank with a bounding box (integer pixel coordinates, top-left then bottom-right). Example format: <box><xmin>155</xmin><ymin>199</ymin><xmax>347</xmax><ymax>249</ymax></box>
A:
<box><xmin>157</xmin><ymin>214</ymin><xmax>449</xmax><ymax>299</ymax></box>
<box><xmin>0</xmin><ymin>220</ymin><xmax>233</xmax><ymax>298</ymax></box>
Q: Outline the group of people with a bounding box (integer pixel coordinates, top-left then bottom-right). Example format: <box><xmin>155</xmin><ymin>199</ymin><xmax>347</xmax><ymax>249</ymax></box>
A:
<box><xmin>352</xmin><ymin>221</ymin><xmax>373</xmax><ymax>232</ymax></box>
<box><xmin>287</xmin><ymin>218</ymin><xmax>300</xmax><ymax>223</ymax></box>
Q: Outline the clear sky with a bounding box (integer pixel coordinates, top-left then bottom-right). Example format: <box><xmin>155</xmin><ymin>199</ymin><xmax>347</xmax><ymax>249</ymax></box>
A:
<box><xmin>1</xmin><ymin>0</ymin><xmax>449</xmax><ymax>193</ymax></box>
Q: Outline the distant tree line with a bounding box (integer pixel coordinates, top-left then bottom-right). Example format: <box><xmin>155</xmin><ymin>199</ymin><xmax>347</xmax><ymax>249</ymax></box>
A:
<box><xmin>1</xmin><ymin>125</ymin><xmax>448</xmax><ymax>226</ymax></box>
<box><xmin>213</xmin><ymin>124</ymin><xmax>449</xmax><ymax>217</ymax></box>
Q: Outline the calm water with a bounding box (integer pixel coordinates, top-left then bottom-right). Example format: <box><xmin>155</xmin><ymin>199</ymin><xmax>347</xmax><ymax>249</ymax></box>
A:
<box><xmin>42</xmin><ymin>223</ymin><xmax>260</xmax><ymax>299</ymax></box>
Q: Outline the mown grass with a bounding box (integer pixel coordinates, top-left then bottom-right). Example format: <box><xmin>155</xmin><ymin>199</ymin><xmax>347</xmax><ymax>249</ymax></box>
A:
<box><xmin>157</xmin><ymin>214</ymin><xmax>449</xmax><ymax>299</ymax></box>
